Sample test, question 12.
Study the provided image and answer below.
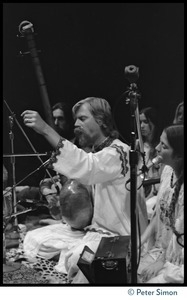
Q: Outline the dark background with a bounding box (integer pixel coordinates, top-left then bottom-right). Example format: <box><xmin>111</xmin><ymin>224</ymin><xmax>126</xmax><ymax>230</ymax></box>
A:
<box><xmin>3</xmin><ymin>3</ymin><xmax>184</xmax><ymax>186</ymax></box>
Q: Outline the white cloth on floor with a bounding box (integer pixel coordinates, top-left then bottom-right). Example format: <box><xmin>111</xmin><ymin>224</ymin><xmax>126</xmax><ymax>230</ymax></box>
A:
<box><xmin>23</xmin><ymin>223</ymin><xmax>115</xmax><ymax>276</ymax></box>
<box><xmin>23</xmin><ymin>223</ymin><xmax>85</xmax><ymax>271</ymax></box>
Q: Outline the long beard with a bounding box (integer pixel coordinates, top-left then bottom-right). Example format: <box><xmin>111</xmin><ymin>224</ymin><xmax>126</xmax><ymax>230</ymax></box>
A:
<box><xmin>74</xmin><ymin>128</ymin><xmax>92</xmax><ymax>148</ymax></box>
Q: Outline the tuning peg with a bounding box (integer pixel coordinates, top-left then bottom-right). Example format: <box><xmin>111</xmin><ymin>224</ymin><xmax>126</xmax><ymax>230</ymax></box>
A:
<box><xmin>18</xmin><ymin>50</ymin><xmax>30</xmax><ymax>56</ymax></box>
<box><xmin>17</xmin><ymin>50</ymin><xmax>41</xmax><ymax>57</ymax></box>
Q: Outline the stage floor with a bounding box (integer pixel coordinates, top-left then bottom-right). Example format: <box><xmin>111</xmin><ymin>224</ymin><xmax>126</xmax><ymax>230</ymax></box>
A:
<box><xmin>3</xmin><ymin>209</ymin><xmax>70</xmax><ymax>285</ymax></box>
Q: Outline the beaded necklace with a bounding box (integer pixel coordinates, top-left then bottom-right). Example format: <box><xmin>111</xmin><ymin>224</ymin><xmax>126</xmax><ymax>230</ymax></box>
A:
<box><xmin>170</xmin><ymin>171</ymin><xmax>177</xmax><ymax>188</ymax></box>
<box><xmin>168</xmin><ymin>173</ymin><xmax>183</xmax><ymax>246</ymax></box>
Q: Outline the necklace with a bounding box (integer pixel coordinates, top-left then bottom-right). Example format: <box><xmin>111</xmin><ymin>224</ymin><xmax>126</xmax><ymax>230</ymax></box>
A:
<box><xmin>92</xmin><ymin>136</ymin><xmax>114</xmax><ymax>153</ymax></box>
<box><xmin>168</xmin><ymin>171</ymin><xmax>184</xmax><ymax>247</ymax></box>
<box><xmin>170</xmin><ymin>171</ymin><xmax>177</xmax><ymax>188</ymax></box>
<box><xmin>168</xmin><ymin>179</ymin><xmax>183</xmax><ymax>245</ymax></box>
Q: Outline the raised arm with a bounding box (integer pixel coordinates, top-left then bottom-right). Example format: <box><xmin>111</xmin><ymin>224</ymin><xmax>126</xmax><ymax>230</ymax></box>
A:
<box><xmin>21</xmin><ymin>110</ymin><xmax>61</xmax><ymax>148</ymax></box>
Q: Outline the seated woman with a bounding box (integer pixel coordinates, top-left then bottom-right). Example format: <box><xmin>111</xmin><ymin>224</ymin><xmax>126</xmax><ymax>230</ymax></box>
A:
<box><xmin>138</xmin><ymin>124</ymin><xmax>184</xmax><ymax>284</ymax></box>
<box><xmin>137</xmin><ymin>107</ymin><xmax>164</xmax><ymax>219</ymax></box>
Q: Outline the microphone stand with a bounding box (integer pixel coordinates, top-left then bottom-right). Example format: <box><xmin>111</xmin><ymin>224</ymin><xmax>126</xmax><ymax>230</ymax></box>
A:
<box><xmin>3</xmin><ymin>99</ymin><xmax>58</xmax><ymax>187</ymax></box>
<box><xmin>3</xmin><ymin>158</ymin><xmax>50</xmax><ymax>273</ymax></box>
<box><xmin>124</xmin><ymin>65</ymin><xmax>142</xmax><ymax>283</ymax></box>
<box><xmin>3</xmin><ymin>159</ymin><xmax>51</xmax><ymax>197</ymax></box>
<box><xmin>8</xmin><ymin>114</ymin><xmax>18</xmax><ymax>227</ymax></box>
<box><xmin>3</xmin><ymin>197</ymin><xmax>37</xmax><ymax>273</ymax></box>
<box><xmin>3</xmin><ymin>152</ymin><xmax>51</xmax><ymax>157</ymax></box>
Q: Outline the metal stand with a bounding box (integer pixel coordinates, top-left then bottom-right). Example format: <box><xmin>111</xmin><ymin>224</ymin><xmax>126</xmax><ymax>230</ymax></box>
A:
<box><xmin>3</xmin><ymin>158</ymin><xmax>51</xmax><ymax>197</ymax></box>
<box><xmin>3</xmin><ymin>158</ymin><xmax>49</xmax><ymax>273</ymax></box>
<box><xmin>124</xmin><ymin>65</ymin><xmax>144</xmax><ymax>283</ymax></box>
<box><xmin>8</xmin><ymin>115</ymin><xmax>18</xmax><ymax>226</ymax></box>
<box><xmin>3</xmin><ymin>99</ymin><xmax>58</xmax><ymax>188</ymax></box>
<box><xmin>3</xmin><ymin>115</ymin><xmax>21</xmax><ymax>272</ymax></box>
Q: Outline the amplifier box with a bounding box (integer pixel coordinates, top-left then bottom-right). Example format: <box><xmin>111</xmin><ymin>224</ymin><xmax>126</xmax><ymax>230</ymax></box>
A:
<box><xmin>78</xmin><ymin>235</ymin><xmax>130</xmax><ymax>284</ymax></box>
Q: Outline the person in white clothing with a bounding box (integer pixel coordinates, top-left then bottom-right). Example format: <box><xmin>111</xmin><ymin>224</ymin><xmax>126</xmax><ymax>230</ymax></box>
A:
<box><xmin>138</xmin><ymin>124</ymin><xmax>184</xmax><ymax>283</ymax></box>
<box><xmin>21</xmin><ymin>97</ymin><xmax>148</xmax><ymax>283</ymax></box>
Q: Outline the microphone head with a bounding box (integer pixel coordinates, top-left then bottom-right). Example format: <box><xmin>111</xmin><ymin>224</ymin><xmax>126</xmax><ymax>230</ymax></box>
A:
<box><xmin>152</xmin><ymin>155</ymin><xmax>163</xmax><ymax>165</ymax></box>
<box><xmin>124</xmin><ymin>65</ymin><xmax>139</xmax><ymax>83</ymax></box>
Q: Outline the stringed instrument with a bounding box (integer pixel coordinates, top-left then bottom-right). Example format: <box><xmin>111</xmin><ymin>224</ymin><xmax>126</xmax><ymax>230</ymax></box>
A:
<box><xmin>18</xmin><ymin>20</ymin><xmax>55</xmax><ymax>129</ymax></box>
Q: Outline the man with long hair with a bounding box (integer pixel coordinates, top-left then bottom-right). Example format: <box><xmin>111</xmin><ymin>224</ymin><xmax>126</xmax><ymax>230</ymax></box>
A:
<box><xmin>21</xmin><ymin>97</ymin><xmax>148</xmax><ymax>283</ymax></box>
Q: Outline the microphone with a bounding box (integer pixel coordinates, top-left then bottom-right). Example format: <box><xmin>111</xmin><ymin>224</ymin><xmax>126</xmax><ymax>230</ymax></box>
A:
<box><xmin>141</xmin><ymin>157</ymin><xmax>163</xmax><ymax>187</ymax></box>
<box><xmin>145</xmin><ymin>155</ymin><xmax>163</xmax><ymax>171</ymax></box>
<box><xmin>126</xmin><ymin>156</ymin><xmax>163</xmax><ymax>185</ymax></box>
<box><xmin>142</xmin><ymin>177</ymin><xmax>160</xmax><ymax>187</ymax></box>
<box><xmin>124</xmin><ymin>65</ymin><xmax>139</xmax><ymax>83</ymax></box>
<box><xmin>138</xmin><ymin>155</ymin><xmax>163</xmax><ymax>176</ymax></box>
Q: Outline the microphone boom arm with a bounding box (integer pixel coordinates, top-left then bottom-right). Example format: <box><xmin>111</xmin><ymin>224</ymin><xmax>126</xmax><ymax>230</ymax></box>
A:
<box><xmin>3</xmin><ymin>159</ymin><xmax>51</xmax><ymax>197</ymax></box>
<box><xmin>3</xmin><ymin>99</ymin><xmax>57</xmax><ymax>185</ymax></box>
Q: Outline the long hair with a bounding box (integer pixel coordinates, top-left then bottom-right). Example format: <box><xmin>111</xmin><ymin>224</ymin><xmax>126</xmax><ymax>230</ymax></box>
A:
<box><xmin>52</xmin><ymin>102</ymin><xmax>73</xmax><ymax>124</ymax></box>
<box><xmin>52</xmin><ymin>101</ymin><xmax>74</xmax><ymax>139</ymax></box>
<box><xmin>173</xmin><ymin>101</ymin><xmax>184</xmax><ymax>124</ymax></box>
<box><xmin>72</xmin><ymin>97</ymin><xmax>119</xmax><ymax>138</ymax></box>
<box><xmin>164</xmin><ymin>124</ymin><xmax>184</xmax><ymax>180</ymax></box>
<box><xmin>140</xmin><ymin>107</ymin><xmax>160</xmax><ymax>159</ymax></box>
<box><xmin>164</xmin><ymin>124</ymin><xmax>184</xmax><ymax>245</ymax></box>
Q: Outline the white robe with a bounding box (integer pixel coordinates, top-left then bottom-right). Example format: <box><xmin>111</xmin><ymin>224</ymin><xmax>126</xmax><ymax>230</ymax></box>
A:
<box><xmin>138</xmin><ymin>165</ymin><xmax>184</xmax><ymax>283</ymax></box>
<box><xmin>51</xmin><ymin>137</ymin><xmax>148</xmax><ymax>235</ymax></box>
<box><xmin>23</xmin><ymin>137</ymin><xmax>148</xmax><ymax>280</ymax></box>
